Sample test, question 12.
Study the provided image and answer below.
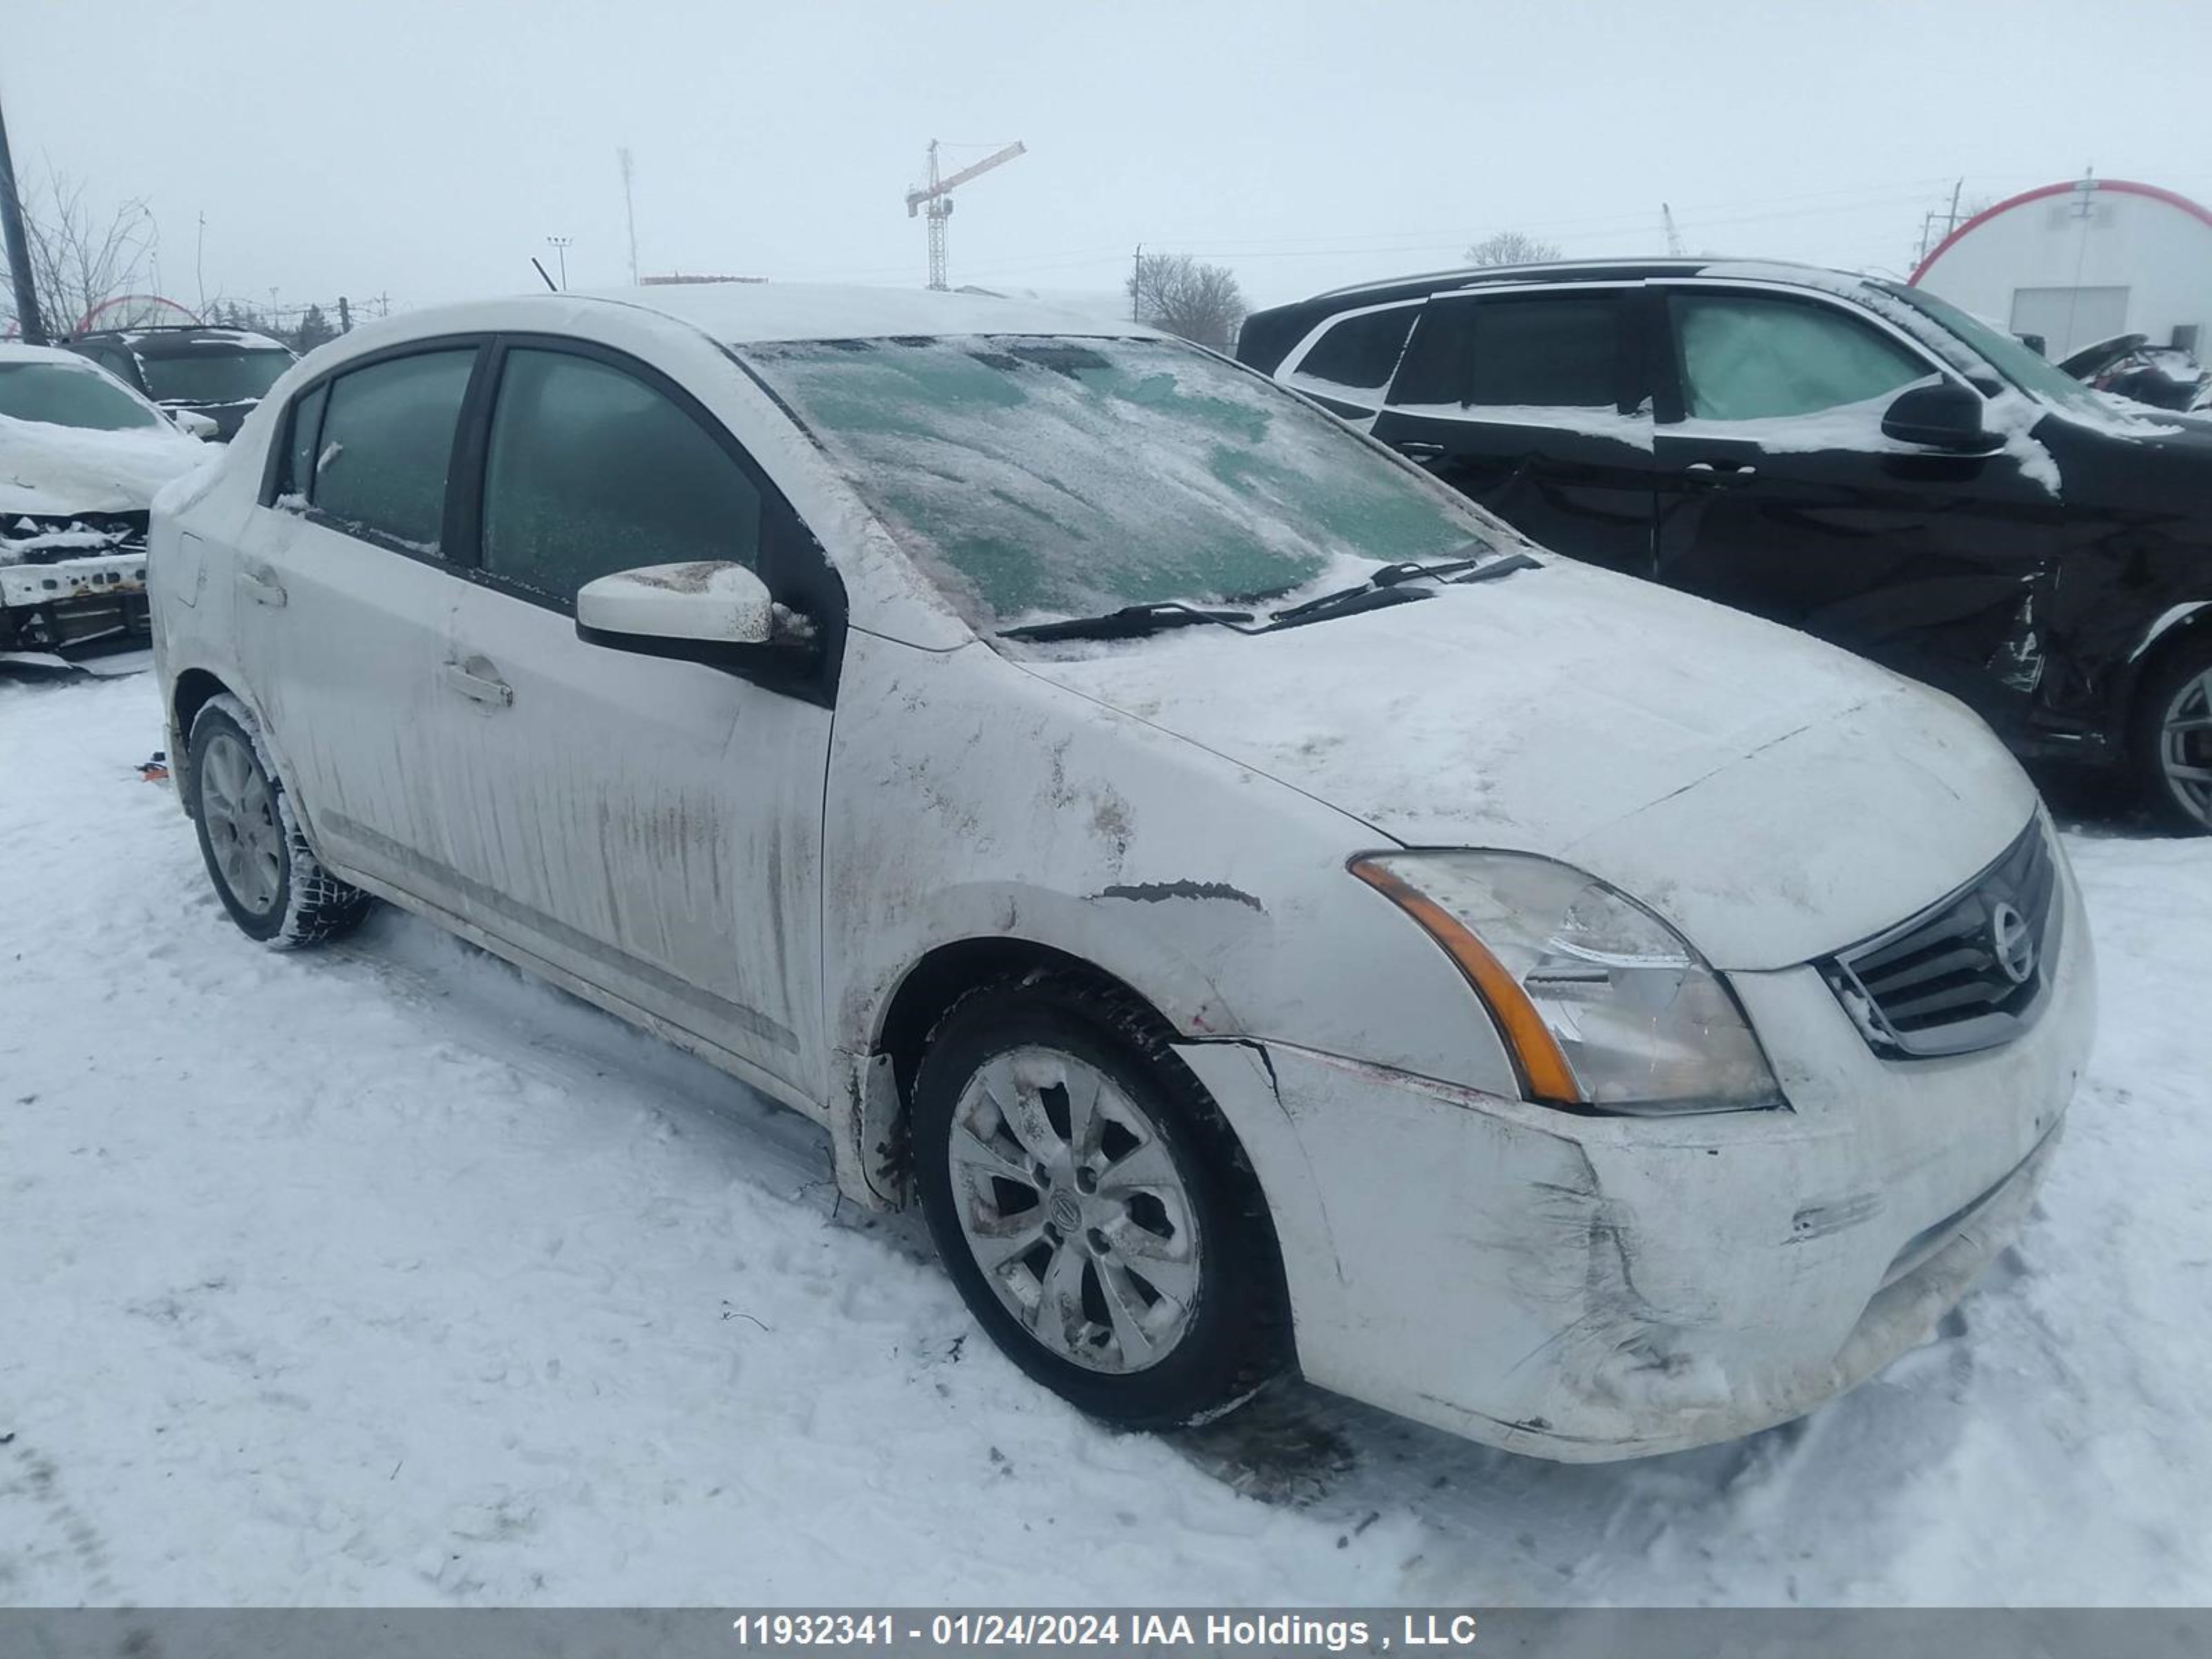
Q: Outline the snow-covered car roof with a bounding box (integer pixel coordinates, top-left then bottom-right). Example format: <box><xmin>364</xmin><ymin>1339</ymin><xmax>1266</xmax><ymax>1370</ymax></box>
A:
<box><xmin>571</xmin><ymin>282</ymin><xmax>1158</xmax><ymax>346</ymax></box>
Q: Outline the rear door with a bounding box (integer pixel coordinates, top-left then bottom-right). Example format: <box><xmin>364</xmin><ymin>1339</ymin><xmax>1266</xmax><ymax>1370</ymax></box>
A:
<box><xmin>1370</xmin><ymin>283</ymin><xmax>1656</xmax><ymax>574</ymax></box>
<box><xmin>429</xmin><ymin>339</ymin><xmax>836</xmax><ymax>1098</ymax></box>
<box><xmin>1650</xmin><ymin>282</ymin><xmax>2063</xmax><ymax>725</ymax></box>
<box><xmin>234</xmin><ymin>343</ymin><xmax>484</xmax><ymax>906</ymax></box>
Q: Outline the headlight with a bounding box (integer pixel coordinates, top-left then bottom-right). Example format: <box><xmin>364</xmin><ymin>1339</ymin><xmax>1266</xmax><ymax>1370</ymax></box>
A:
<box><xmin>1352</xmin><ymin>852</ymin><xmax>1783</xmax><ymax>1115</ymax></box>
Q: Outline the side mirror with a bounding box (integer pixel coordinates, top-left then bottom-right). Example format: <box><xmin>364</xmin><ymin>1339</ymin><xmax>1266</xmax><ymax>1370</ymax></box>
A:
<box><xmin>171</xmin><ymin>408</ymin><xmax>220</xmax><ymax>440</ymax></box>
<box><xmin>1881</xmin><ymin>380</ymin><xmax>1997</xmax><ymax>453</ymax></box>
<box><xmin>577</xmin><ymin>561</ymin><xmax>806</xmax><ymax>668</ymax></box>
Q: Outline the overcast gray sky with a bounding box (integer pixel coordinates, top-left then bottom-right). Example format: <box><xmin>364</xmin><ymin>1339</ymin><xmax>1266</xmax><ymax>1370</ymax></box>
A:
<box><xmin>8</xmin><ymin>0</ymin><xmax>2211</xmax><ymax>318</ymax></box>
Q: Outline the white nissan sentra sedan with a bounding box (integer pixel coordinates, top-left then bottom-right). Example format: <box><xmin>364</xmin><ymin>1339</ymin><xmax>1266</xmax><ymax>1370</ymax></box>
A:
<box><xmin>148</xmin><ymin>285</ymin><xmax>2094</xmax><ymax>1460</ymax></box>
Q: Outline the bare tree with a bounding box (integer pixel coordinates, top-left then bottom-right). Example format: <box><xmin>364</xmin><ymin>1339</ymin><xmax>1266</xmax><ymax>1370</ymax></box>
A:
<box><xmin>1462</xmin><ymin>229</ymin><xmax>1562</xmax><ymax>268</ymax></box>
<box><xmin>0</xmin><ymin>167</ymin><xmax>156</xmax><ymax>336</ymax></box>
<box><xmin>1127</xmin><ymin>252</ymin><xmax>1248</xmax><ymax>351</ymax></box>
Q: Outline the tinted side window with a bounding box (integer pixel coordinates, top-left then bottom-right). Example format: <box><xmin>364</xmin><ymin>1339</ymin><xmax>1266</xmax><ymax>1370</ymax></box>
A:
<box><xmin>311</xmin><ymin>350</ymin><xmax>476</xmax><ymax>552</ymax></box>
<box><xmin>1390</xmin><ymin>294</ymin><xmax>1621</xmax><ymax>411</ymax></box>
<box><xmin>480</xmin><ymin>348</ymin><xmax>762</xmax><ymax>602</ymax></box>
<box><xmin>1670</xmin><ymin>294</ymin><xmax>1929</xmax><ymax>421</ymax></box>
<box><xmin>1291</xmin><ymin>306</ymin><xmax>1418</xmax><ymax>399</ymax></box>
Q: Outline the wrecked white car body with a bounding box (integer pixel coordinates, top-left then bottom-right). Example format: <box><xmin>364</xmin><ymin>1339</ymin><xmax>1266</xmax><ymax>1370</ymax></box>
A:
<box><xmin>149</xmin><ymin>285</ymin><xmax>2092</xmax><ymax>1460</ymax></box>
<box><xmin>1</xmin><ymin>344</ymin><xmax>209</xmax><ymax>659</ymax></box>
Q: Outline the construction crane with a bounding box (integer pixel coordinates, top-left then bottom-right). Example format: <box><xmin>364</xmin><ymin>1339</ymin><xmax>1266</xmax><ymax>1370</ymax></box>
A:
<box><xmin>1662</xmin><ymin>202</ymin><xmax>1685</xmax><ymax>257</ymax></box>
<box><xmin>906</xmin><ymin>140</ymin><xmax>1027</xmax><ymax>291</ymax></box>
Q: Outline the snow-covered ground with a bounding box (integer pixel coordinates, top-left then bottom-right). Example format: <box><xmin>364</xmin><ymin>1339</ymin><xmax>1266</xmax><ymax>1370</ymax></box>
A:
<box><xmin>3</xmin><ymin>671</ymin><xmax>2209</xmax><ymax>1606</ymax></box>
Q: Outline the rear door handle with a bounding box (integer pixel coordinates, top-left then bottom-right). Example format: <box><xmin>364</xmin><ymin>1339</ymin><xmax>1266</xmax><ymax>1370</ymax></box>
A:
<box><xmin>238</xmin><ymin>564</ymin><xmax>288</xmax><ymax>606</ymax></box>
<box><xmin>1398</xmin><ymin>441</ymin><xmax>1447</xmax><ymax>458</ymax></box>
<box><xmin>442</xmin><ymin>658</ymin><xmax>513</xmax><ymax>708</ymax></box>
<box><xmin>1683</xmin><ymin>460</ymin><xmax>1758</xmax><ymax>488</ymax></box>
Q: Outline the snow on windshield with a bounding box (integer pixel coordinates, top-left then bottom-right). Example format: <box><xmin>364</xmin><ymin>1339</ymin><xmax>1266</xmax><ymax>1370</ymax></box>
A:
<box><xmin>744</xmin><ymin>335</ymin><xmax>1487</xmax><ymax>630</ymax></box>
<box><xmin>0</xmin><ymin>358</ymin><xmax>166</xmax><ymax>433</ymax></box>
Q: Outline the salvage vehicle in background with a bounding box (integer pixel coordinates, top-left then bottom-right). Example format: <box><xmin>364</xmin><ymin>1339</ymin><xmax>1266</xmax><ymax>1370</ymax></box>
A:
<box><xmin>1239</xmin><ymin>258</ymin><xmax>2212</xmax><ymax>832</ymax></box>
<box><xmin>64</xmin><ymin>324</ymin><xmax>296</xmax><ymax>442</ymax></box>
<box><xmin>151</xmin><ymin>284</ymin><xmax>2091</xmax><ymax>1460</ymax></box>
<box><xmin>0</xmin><ymin>345</ymin><xmax>211</xmax><ymax>659</ymax></box>
<box><xmin>2058</xmin><ymin>332</ymin><xmax>2211</xmax><ymax>413</ymax></box>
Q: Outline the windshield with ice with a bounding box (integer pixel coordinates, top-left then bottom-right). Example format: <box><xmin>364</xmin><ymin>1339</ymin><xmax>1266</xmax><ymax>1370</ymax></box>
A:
<box><xmin>742</xmin><ymin>335</ymin><xmax>1491</xmax><ymax>631</ymax></box>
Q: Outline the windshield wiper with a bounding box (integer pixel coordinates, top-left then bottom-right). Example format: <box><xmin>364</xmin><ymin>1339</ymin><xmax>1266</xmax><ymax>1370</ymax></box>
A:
<box><xmin>1000</xmin><ymin>550</ymin><xmax>1541</xmax><ymax>644</ymax></box>
<box><xmin>1267</xmin><ymin>550</ymin><xmax>1541</xmax><ymax>628</ymax></box>
<box><xmin>999</xmin><ymin>602</ymin><xmax>1256</xmax><ymax>643</ymax></box>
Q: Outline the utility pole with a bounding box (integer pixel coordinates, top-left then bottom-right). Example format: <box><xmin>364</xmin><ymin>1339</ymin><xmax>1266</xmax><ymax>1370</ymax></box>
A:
<box><xmin>618</xmin><ymin>149</ymin><xmax>639</xmax><ymax>286</ymax></box>
<box><xmin>338</xmin><ymin>295</ymin><xmax>352</xmax><ymax>335</ymax></box>
<box><xmin>0</xmin><ymin>92</ymin><xmax>47</xmax><ymax>344</ymax></box>
<box><xmin>1132</xmin><ymin>243</ymin><xmax>1142</xmax><ymax>321</ymax></box>
<box><xmin>546</xmin><ymin>236</ymin><xmax>572</xmax><ymax>290</ymax></box>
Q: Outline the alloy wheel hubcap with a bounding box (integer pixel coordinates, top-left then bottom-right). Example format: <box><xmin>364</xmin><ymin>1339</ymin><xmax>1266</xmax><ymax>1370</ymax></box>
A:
<box><xmin>200</xmin><ymin>731</ymin><xmax>284</xmax><ymax>917</ymax></box>
<box><xmin>2161</xmin><ymin>669</ymin><xmax>2212</xmax><ymax>829</ymax></box>
<box><xmin>947</xmin><ymin>1047</ymin><xmax>1203</xmax><ymax>1374</ymax></box>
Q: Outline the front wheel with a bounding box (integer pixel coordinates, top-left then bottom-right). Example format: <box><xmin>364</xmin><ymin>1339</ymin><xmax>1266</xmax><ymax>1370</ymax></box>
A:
<box><xmin>2136</xmin><ymin>641</ymin><xmax>2212</xmax><ymax>835</ymax></box>
<box><xmin>188</xmin><ymin>697</ymin><xmax>373</xmax><ymax>946</ymax></box>
<box><xmin>911</xmin><ymin>975</ymin><xmax>1291</xmax><ymax>1430</ymax></box>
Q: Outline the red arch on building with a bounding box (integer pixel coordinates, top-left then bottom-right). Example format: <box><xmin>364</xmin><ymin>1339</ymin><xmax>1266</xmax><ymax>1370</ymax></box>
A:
<box><xmin>1910</xmin><ymin>178</ymin><xmax>2212</xmax><ymax>285</ymax></box>
<box><xmin>71</xmin><ymin>293</ymin><xmax>205</xmax><ymax>333</ymax></box>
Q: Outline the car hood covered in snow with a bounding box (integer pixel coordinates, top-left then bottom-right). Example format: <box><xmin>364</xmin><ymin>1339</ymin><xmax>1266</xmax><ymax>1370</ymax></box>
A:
<box><xmin>1023</xmin><ymin>559</ymin><xmax>2038</xmax><ymax>971</ymax></box>
<box><xmin>0</xmin><ymin>413</ymin><xmax>208</xmax><ymax>520</ymax></box>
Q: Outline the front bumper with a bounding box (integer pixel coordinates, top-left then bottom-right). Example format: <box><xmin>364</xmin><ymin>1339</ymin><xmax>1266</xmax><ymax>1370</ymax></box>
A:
<box><xmin>0</xmin><ymin>548</ymin><xmax>150</xmax><ymax>649</ymax></box>
<box><xmin>1177</xmin><ymin>847</ymin><xmax>2095</xmax><ymax>1461</ymax></box>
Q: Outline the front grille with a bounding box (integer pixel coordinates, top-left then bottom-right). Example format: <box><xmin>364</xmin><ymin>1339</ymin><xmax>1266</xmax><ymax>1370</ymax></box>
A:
<box><xmin>1824</xmin><ymin>819</ymin><xmax>2061</xmax><ymax>1058</ymax></box>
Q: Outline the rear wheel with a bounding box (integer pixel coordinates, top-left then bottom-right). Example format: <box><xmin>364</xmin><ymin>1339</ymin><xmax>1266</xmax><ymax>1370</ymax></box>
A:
<box><xmin>188</xmin><ymin>697</ymin><xmax>373</xmax><ymax>945</ymax></box>
<box><xmin>911</xmin><ymin>975</ymin><xmax>1290</xmax><ymax>1430</ymax></box>
<box><xmin>2136</xmin><ymin>640</ymin><xmax>2212</xmax><ymax>835</ymax></box>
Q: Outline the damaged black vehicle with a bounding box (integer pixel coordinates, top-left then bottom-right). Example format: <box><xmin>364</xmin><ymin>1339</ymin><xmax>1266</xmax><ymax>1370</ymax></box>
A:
<box><xmin>1239</xmin><ymin>258</ymin><xmax>2212</xmax><ymax>832</ymax></box>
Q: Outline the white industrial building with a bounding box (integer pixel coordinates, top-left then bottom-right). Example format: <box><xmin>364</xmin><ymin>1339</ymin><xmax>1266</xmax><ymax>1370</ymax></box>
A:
<box><xmin>1911</xmin><ymin>176</ymin><xmax>2212</xmax><ymax>360</ymax></box>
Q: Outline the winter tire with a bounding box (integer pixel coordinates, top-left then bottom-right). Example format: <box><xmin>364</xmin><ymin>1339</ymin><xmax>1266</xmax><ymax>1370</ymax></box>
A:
<box><xmin>188</xmin><ymin>695</ymin><xmax>373</xmax><ymax>946</ymax></box>
<box><xmin>2136</xmin><ymin>639</ymin><xmax>2212</xmax><ymax>835</ymax></box>
<box><xmin>912</xmin><ymin>973</ymin><xmax>1291</xmax><ymax>1430</ymax></box>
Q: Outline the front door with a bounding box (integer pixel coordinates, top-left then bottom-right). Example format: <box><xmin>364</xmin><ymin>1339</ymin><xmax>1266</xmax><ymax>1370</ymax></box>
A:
<box><xmin>429</xmin><ymin>343</ymin><xmax>832</xmax><ymax>1097</ymax></box>
<box><xmin>1370</xmin><ymin>283</ymin><xmax>1656</xmax><ymax>575</ymax></box>
<box><xmin>1651</xmin><ymin>284</ymin><xmax>2062</xmax><ymax>729</ymax></box>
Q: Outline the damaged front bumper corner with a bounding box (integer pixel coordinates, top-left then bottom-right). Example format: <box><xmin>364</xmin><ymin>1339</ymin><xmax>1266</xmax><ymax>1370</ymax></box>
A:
<box><xmin>1174</xmin><ymin>865</ymin><xmax>2094</xmax><ymax>1461</ymax></box>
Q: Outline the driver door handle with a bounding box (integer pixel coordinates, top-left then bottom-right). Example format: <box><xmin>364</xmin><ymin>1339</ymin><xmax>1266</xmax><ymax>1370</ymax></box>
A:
<box><xmin>442</xmin><ymin>659</ymin><xmax>513</xmax><ymax>709</ymax></box>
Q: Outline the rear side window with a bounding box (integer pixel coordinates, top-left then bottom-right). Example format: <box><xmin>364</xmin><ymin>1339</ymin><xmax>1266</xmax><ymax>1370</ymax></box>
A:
<box><xmin>479</xmin><ymin>348</ymin><xmax>762</xmax><ymax>603</ymax></box>
<box><xmin>309</xmin><ymin>350</ymin><xmax>476</xmax><ymax>554</ymax></box>
<box><xmin>1669</xmin><ymin>294</ymin><xmax>1929</xmax><ymax>421</ymax></box>
<box><xmin>1389</xmin><ymin>293</ymin><xmax>1621</xmax><ymax>411</ymax></box>
<box><xmin>1288</xmin><ymin>305</ymin><xmax>1418</xmax><ymax>400</ymax></box>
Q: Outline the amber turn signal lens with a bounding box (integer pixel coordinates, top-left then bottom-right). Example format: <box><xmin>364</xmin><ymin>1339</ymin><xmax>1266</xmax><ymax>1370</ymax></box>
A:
<box><xmin>1351</xmin><ymin>857</ymin><xmax>1583</xmax><ymax>1106</ymax></box>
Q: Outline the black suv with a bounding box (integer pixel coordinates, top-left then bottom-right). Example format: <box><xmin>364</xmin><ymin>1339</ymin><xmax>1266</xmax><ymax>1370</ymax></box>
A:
<box><xmin>64</xmin><ymin>325</ymin><xmax>295</xmax><ymax>442</ymax></box>
<box><xmin>1239</xmin><ymin>259</ymin><xmax>2212</xmax><ymax>832</ymax></box>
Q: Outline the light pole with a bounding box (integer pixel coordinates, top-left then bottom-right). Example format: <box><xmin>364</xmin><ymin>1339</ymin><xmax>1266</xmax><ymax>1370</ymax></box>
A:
<box><xmin>546</xmin><ymin>236</ymin><xmax>572</xmax><ymax>291</ymax></box>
